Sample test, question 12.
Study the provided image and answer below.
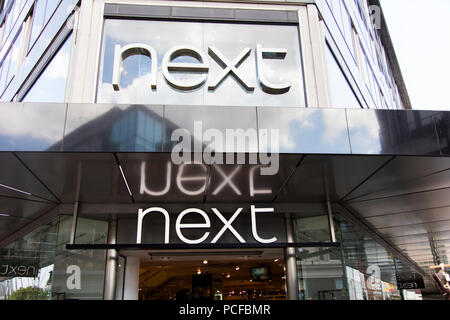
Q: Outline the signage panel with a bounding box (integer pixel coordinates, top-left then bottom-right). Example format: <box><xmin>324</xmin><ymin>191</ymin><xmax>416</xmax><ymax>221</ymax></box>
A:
<box><xmin>117</xmin><ymin>205</ymin><xmax>286</xmax><ymax>245</ymax></box>
<box><xmin>98</xmin><ymin>19</ymin><xmax>305</xmax><ymax>107</ymax></box>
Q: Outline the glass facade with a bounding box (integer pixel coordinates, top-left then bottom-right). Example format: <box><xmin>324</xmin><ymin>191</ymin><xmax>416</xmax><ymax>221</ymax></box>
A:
<box><xmin>323</xmin><ymin>0</ymin><xmax>404</xmax><ymax>109</ymax></box>
<box><xmin>0</xmin><ymin>216</ymin><xmax>107</xmax><ymax>300</ymax></box>
<box><xmin>22</xmin><ymin>33</ymin><xmax>72</xmax><ymax>102</ymax></box>
<box><xmin>334</xmin><ymin>213</ymin><xmax>402</xmax><ymax>300</ymax></box>
<box><xmin>285</xmin><ymin>211</ymin><xmax>407</xmax><ymax>301</ymax></box>
<box><xmin>0</xmin><ymin>22</ymin><xmax>22</xmax><ymax>94</ymax></box>
<box><xmin>28</xmin><ymin>0</ymin><xmax>61</xmax><ymax>52</ymax></box>
<box><xmin>0</xmin><ymin>0</ymin><xmax>406</xmax><ymax>109</ymax></box>
<box><xmin>0</xmin><ymin>0</ymin><xmax>75</xmax><ymax>102</ymax></box>
<box><xmin>296</xmin><ymin>246</ymin><xmax>347</xmax><ymax>300</ymax></box>
<box><xmin>0</xmin><ymin>217</ymin><xmax>58</xmax><ymax>300</ymax></box>
<box><xmin>325</xmin><ymin>44</ymin><xmax>361</xmax><ymax>109</ymax></box>
<box><xmin>0</xmin><ymin>208</ymin><xmax>417</xmax><ymax>300</ymax></box>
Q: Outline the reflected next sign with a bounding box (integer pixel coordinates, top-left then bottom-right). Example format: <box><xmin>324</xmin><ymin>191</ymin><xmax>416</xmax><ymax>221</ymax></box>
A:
<box><xmin>0</xmin><ymin>263</ymin><xmax>39</xmax><ymax>278</ymax></box>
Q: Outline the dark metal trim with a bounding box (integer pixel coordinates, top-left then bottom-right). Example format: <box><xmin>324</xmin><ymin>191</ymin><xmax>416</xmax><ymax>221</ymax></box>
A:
<box><xmin>104</xmin><ymin>4</ymin><xmax>299</xmax><ymax>24</ymax></box>
<box><xmin>66</xmin><ymin>242</ymin><xmax>340</xmax><ymax>250</ymax></box>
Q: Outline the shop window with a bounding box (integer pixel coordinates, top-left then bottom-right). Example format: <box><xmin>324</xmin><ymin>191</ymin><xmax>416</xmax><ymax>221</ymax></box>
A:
<box><xmin>52</xmin><ymin>216</ymin><xmax>107</xmax><ymax>300</ymax></box>
<box><xmin>0</xmin><ymin>217</ymin><xmax>60</xmax><ymax>300</ymax></box>
<box><xmin>296</xmin><ymin>247</ymin><xmax>348</xmax><ymax>300</ymax></box>
<box><xmin>22</xmin><ymin>33</ymin><xmax>72</xmax><ymax>102</ymax></box>
<box><xmin>334</xmin><ymin>214</ymin><xmax>402</xmax><ymax>300</ymax></box>
<box><xmin>292</xmin><ymin>212</ymin><xmax>347</xmax><ymax>300</ymax></box>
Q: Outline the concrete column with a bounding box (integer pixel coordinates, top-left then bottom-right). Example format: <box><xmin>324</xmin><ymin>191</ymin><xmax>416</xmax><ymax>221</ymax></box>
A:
<box><xmin>123</xmin><ymin>256</ymin><xmax>140</xmax><ymax>300</ymax></box>
<box><xmin>285</xmin><ymin>213</ymin><xmax>299</xmax><ymax>300</ymax></box>
<box><xmin>103</xmin><ymin>219</ymin><xmax>118</xmax><ymax>300</ymax></box>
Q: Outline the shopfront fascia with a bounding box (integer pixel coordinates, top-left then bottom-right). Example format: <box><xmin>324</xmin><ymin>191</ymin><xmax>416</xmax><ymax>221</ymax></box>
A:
<box><xmin>64</xmin><ymin>1</ymin><xmax>335</xmax><ymax>109</ymax></box>
<box><xmin>65</xmin><ymin>203</ymin><xmax>341</xmax><ymax>301</ymax></box>
<box><xmin>0</xmin><ymin>102</ymin><xmax>448</xmax><ymax>300</ymax></box>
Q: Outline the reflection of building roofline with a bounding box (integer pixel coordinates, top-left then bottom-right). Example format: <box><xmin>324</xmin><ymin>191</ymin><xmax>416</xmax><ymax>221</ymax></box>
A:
<box><xmin>49</xmin><ymin>105</ymin><xmax>166</xmax><ymax>151</ymax></box>
<box><xmin>49</xmin><ymin>104</ymin><xmax>203</xmax><ymax>151</ymax></box>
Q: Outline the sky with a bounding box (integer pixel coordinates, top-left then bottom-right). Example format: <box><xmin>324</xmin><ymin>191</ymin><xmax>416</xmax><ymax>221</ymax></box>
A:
<box><xmin>380</xmin><ymin>0</ymin><xmax>450</xmax><ymax>110</ymax></box>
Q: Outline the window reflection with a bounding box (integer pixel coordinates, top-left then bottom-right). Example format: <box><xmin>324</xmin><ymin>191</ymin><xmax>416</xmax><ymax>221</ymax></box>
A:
<box><xmin>296</xmin><ymin>247</ymin><xmax>347</xmax><ymax>300</ymax></box>
<box><xmin>22</xmin><ymin>33</ymin><xmax>72</xmax><ymax>102</ymax></box>
<box><xmin>334</xmin><ymin>214</ymin><xmax>402</xmax><ymax>300</ymax></box>
<box><xmin>292</xmin><ymin>212</ymin><xmax>346</xmax><ymax>300</ymax></box>
<box><xmin>293</xmin><ymin>214</ymin><xmax>331</xmax><ymax>242</ymax></box>
<box><xmin>325</xmin><ymin>44</ymin><xmax>361</xmax><ymax>109</ymax></box>
<box><xmin>0</xmin><ymin>25</ymin><xmax>24</xmax><ymax>97</ymax></box>
<box><xmin>28</xmin><ymin>0</ymin><xmax>62</xmax><ymax>51</ymax></box>
<box><xmin>0</xmin><ymin>217</ymin><xmax>59</xmax><ymax>300</ymax></box>
<box><xmin>0</xmin><ymin>49</ymin><xmax>12</xmax><ymax>93</ymax></box>
<box><xmin>111</xmin><ymin>108</ymin><xmax>163</xmax><ymax>152</ymax></box>
<box><xmin>1</xmin><ymin>0</ymin><xmax>27</xmax><ymax>48</ymax></box>
<box><xmin>292</xmin><ymin>211</ymin><xmax>404</xmax><ymax>300</ymax></box>
<box><xmin>28</xmin><ymin>0</ymin><xmax>47</xmax><ymax>50</ymax></box>
<box><xmin>98</xmin><ymin>19</ymin><xmax>305</xmax><ymax>107</ymax></box>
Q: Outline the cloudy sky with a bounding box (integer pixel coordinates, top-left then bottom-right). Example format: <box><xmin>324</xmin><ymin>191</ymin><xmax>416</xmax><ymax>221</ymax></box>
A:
<box><xmin>380</xmin><ymin>0</ymin><xmax>450</xmax><ymax>110</ymax></box>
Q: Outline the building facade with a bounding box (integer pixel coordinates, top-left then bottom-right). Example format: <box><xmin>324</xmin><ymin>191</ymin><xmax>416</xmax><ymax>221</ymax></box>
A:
<box><xmin>0</xmin><ymin>0</ymin><xmax>448</xmax><ymax>300</ymax></box>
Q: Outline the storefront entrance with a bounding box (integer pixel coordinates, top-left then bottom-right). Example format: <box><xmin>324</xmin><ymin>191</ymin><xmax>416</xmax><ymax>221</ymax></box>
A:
<box><xmin>136</xmin><ymin>249</ymin><xmax>286</xmax><ymax>300</ymax></box>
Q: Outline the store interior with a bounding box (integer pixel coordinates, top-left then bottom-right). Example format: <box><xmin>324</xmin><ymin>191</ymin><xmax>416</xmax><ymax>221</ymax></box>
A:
<box><xmin>136</xmin><ymin>249</ymin><xmax>286</xmax><ymax>300</ymax></box>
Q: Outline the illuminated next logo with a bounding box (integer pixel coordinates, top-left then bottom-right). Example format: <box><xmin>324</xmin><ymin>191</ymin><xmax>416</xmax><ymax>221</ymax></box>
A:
<box><xmin>136</xmin><ymin>205</ymin><xmax>278</xmax><ymax>245</ymax></box>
